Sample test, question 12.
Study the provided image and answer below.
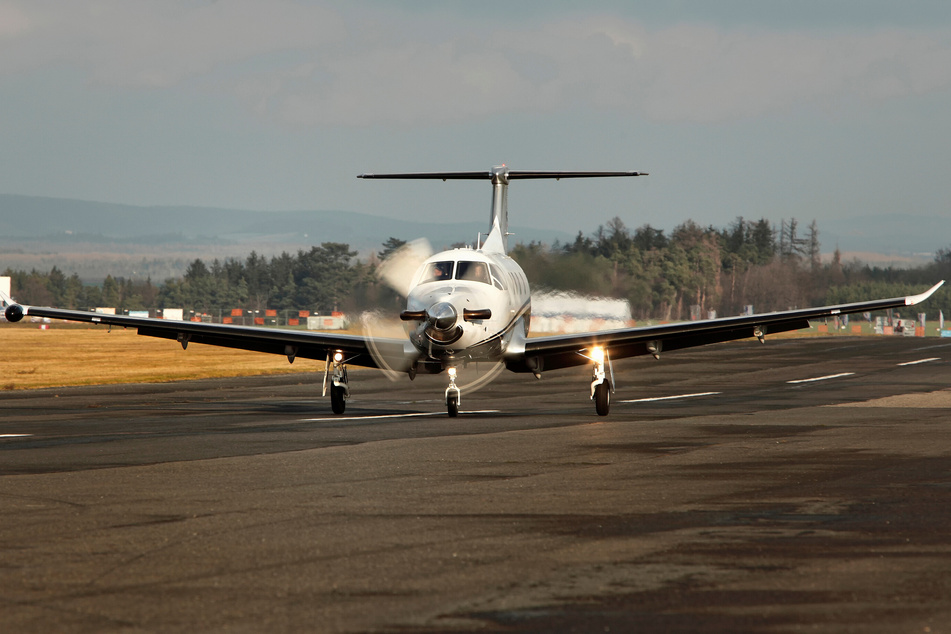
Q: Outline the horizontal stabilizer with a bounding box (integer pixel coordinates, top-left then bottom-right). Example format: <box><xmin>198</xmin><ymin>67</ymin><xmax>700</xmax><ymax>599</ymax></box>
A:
<box><xmin>358</xmin><ymin>170</ymin><xmax>647</xmax><ymax>181</ymax></box>
<box><xmin>359</xmin><ymin>166</ymin><xmax>648</xmax><ymax>253</ymax></box>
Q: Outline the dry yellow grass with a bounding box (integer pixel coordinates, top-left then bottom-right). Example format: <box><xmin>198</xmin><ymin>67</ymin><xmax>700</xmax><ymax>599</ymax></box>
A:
<box><xmin>1</xmin><ymin>325</ymin><xmax>317</xmax><ymax>390</ymax></box>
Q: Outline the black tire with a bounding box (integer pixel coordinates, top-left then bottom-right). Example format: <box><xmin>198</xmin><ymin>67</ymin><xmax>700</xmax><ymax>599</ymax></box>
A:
<box><xmin>447</xmin><ymin>393</ymin><xmax>459</xmax><ymax>417</ymax></box>
<box><xmin>331</xmin><ymin>384</ymin><xmax>346</xmax><ymax>414</ymax></box>
<box><xmin>594</xmin><ymin>381</ymin><xmax>610</xmax><ymax>416</ymax></box>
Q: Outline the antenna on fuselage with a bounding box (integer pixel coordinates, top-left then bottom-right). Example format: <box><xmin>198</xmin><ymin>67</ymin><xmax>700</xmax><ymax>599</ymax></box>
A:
<box><xmin>358</xmin><ymin>167</ymin><xmax>648</xmax><ymax>252</ymax></box>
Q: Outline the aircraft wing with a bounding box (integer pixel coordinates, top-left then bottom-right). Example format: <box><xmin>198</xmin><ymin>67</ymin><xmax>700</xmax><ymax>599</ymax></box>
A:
<box><xmin>2</xmin><ymin>299</ymin><xmax>411</xmax><ymax>370</ymax></box>
<box><xmin>513</xmin><ymin>281</ymin><xmax>945</xmax><ymax>373</ymax></box>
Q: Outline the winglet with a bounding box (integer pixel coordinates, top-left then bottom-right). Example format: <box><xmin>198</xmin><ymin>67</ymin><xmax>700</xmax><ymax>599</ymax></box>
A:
<box><xmin>0</xmin><ymin>289</ymin><xmax>15</xmax><ymax>310</ymax></box>
<box><xmin>906</xmin><ymin>280</ymin><xmax>945</xmax><ymax>306</ymax></box>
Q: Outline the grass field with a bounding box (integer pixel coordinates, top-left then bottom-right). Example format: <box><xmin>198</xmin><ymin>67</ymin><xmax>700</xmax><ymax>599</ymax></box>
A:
<box><xmin>1</xmin><ymin>325</ymin><xmax>312</xmax><ymax>390</ymax></box>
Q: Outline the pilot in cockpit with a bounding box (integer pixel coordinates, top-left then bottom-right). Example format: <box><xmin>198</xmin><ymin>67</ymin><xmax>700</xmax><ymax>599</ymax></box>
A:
<box><xmin>456</xmin><ymin>261</ymin><xmax>490</xmax><ymax>284</ymax></box>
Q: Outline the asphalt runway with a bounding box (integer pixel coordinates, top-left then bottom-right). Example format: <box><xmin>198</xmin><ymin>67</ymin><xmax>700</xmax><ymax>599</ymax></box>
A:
<box><xmin>3</xmin><ymin>336</ymin><xmax>951</xmax><ymax>632</ymax></box>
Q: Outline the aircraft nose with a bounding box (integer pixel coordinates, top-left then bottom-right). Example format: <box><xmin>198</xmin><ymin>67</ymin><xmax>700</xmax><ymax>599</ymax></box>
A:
<box><xmin>427</xmin><ymin>302</ymin><xmax>458</xmax><ymax>331</ymax></box>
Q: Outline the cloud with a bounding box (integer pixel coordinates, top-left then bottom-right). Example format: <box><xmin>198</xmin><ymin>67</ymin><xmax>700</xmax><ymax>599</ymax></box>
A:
<box><xmin>0</xmin><ymin>2</ymin><xmax>30</xmax><ymax>38</ymax></box>
<box><xmin>0</xmin><ymin>0</ymin><xmax>344</xmax><ymax>86</ymax></box>
<box><xmin>222</xmin><ymin>13</ymin><xmax>951</xmax><ymax>126</ymax></box>
<box><xmin>2</xmin><ymin>1</ymin><xmax>951</xmax><ymax>125</ymax></box>
<box><xmin>634</xmin><ymin>25</ymin><xmax>951</xmax><ymax>121</ymax></box>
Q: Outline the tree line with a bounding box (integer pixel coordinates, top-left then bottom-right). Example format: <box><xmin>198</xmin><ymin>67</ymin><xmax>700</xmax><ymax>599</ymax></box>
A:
<box><xmin>5</xmin><ymin>217</ymin><xmax>951</xmax><ymax>321</ymax></box>
<box><xmin>4</xmin><ymin>243</ymin><xmax>388</xmax><ymax>316</ymax></box>
<box><xmin>514</xmin><ymin>216</ymin><xmax>951</xmax><ymax>321</ymax></box>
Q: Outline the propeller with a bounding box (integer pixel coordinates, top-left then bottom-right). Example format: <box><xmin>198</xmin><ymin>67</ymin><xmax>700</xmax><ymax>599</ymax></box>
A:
<box><xmin>363</xmin><ymin>238</ymin><xmax>434</xmax><ymax>379</ymax></box>
<box><xmin>376</xmin><ymin>238</ymin><xmax>432</xmax><ymax>297</ymax></box>
<box><xmin>367</xmin><ymin>236</ymin><xmax>507</xmax><ymax>398</ymax></box>
<box><xmin>360</xmin><ymin>310</ymin><xmax>421</xmax><ymax>381</ymax></box>
<box><xmin>450</xmin><ymin>358</ymin><xmax>507</xmax><ymax>395</ymax></box>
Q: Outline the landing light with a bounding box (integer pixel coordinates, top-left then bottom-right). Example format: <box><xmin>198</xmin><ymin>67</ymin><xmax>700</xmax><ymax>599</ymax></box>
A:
<box><xmin>447</xmin><ymin>367</ymin><xmax>457</xmax><ymax>378</ymax></box>
<box><xmin>333</xmin><ymin>351</ymin><xmax>344</xmax><ymax>363</ymax></box>
<box><xmin>591</xmin><ymin>346</ymin><xmax>605</xmax><ymax>365</ymax></box>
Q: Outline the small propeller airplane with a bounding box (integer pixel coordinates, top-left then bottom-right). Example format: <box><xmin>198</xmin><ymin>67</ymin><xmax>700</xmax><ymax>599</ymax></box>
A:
<box><xmin>2</xmin><ymin>166</ymin><xmax>944</xmax><ymax>416</ymax></box>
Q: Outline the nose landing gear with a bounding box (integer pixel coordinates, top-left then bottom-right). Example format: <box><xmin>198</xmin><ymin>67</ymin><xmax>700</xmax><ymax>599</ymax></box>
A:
<box><xmin>446</xmin><ymin>366</ymin><xmax>460</xmax><ymax>417</ymax></box>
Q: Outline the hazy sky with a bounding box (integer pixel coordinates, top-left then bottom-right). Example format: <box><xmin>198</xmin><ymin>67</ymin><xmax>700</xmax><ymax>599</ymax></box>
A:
<box><xmin>1</xmin><ymin>0</ymin><xmax>950</xmax><ymax>241</ymax></box>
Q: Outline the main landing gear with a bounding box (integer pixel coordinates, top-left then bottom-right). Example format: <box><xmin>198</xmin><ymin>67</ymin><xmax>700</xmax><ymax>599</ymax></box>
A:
<box><xmin>589</xmin><ymin>346</ymin><xmax>614</xmax><ymax>417</ymax></box>
<box><xmin>324</xmin><ymin>351</ymin><xmax>350</xmax><ymax>414</ymax></box>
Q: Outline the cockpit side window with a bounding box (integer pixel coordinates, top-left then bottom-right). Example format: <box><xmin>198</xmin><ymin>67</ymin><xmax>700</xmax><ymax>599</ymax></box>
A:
<box><xmin>421</xmin><ymin>261</ymin><xmax>454</xmax><ymax>283</ymax></box>
<box><xmin>488</xmin><ymin>264</ymin><xmax>506</xmax><ymax>291</ymax></box>
<box><xmin>455</xmin><ymin>260</ymin><xmax>491</xmax><ymax>285</ymax></box>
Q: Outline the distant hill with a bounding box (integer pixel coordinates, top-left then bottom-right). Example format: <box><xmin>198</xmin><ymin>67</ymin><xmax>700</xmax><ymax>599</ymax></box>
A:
<box><xmin>0</xmin><ymin>194</ymin><xmax>572</xmax><ymax>252</ymax></box>
<box><xmin>2</xmin><ymin>194</ymin><xmax>946</xmax><ymax>282</ymax></box>
<box><xmin>821</xmin><ymin>214</ymin><xmax>951</xmax><ymax>256</ymax></box>
<box><xmin>3</xmin><ymin>194</ymin><xmax>946</xmax><ymax>256</ymax></box>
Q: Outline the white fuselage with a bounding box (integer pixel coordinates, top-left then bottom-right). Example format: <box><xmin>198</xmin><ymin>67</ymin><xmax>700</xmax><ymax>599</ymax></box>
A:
<box><xmin>403</xmin><ymin>247</ymin><xmax>531</xmax><ymax>363</ymax></box>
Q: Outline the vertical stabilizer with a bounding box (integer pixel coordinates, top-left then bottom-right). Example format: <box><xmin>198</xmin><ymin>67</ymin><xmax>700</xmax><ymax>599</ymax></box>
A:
<box><xmin>489</xmin><ymin>166</ymin><xmax>509</xmax><ymax>252</ymax></box>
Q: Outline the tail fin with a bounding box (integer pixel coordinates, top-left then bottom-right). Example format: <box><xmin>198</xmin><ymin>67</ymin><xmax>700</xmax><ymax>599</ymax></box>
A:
<box><xmin>359</xmin><ymin>167</ymin><xmax>647</xmax><ymax>252</ymax></box>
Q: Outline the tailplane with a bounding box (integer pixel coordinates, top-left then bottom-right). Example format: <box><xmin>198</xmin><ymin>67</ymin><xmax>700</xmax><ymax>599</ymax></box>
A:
<box><xmin>358</xmin><ymin>167</ymin><xmax>647</xmax><ymax>252</ymax></box>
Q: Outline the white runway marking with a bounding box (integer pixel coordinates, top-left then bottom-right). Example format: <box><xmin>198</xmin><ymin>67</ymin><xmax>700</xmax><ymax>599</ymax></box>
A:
<box><xmin>302</xmin><ymin>410</ymin><xmax>500</xmax><ymax>422</ymax></box>
<box><xmin>897</xmin><ymin>357</ymin><xmax>940</xmax><ymax>366</ymax></box>
<box><xmin>621</xmin><ymin>392</ymin><xmax>721</xmax><ymax>403</ymax></box>
<box><xmin>787</xmin><ymin>372</ymin><xmax>855</xmax><ymax>384</ymax></box>
<box><xmin>912</xmin><ymin>342</ymin><xmax>951</xmax><ymax>352</ymax></box>
<box><xmin>0</xmin><ymin>434</ymin><xmax>32</xmax><ymax>438</ymax></box>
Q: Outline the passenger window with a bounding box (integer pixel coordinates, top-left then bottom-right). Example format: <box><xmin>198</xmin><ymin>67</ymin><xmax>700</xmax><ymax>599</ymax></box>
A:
<box><xmin>455</xmin><ymin>260</ymin><xmax>491</xmax><ymax>285</ymax></box>
<box><xmin>421</xmin><ymin>261</ymin><xmax>454</xmax><ymax>283</ymax></box>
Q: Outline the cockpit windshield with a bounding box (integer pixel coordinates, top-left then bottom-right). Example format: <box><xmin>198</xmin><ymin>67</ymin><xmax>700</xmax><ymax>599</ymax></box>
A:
<box><xmin>455</xmin><ymin>260</ymin><xmax>491</xmax><ymax>285</ymax></box>
<box><xmin>420</xmin><ymin>261</ymin><xmax>454</xmax><ymax>283</ymax></box>
<box><xmin>419</xmin><ymin>259</ymin><xmax>501</xmax><ymax>287</ymax></box>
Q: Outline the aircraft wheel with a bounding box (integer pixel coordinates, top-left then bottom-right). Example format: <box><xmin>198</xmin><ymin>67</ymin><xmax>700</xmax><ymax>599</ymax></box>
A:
<box><xmin>447</xmin><ymin>393</ymin><xmax>459</xmax><ymax>418</ymax></box>
<box><xmin>330</xmin><ymin>385</ymin><xmax>346</xmax><ymax>414</ymax></box>
<box><xmin>594</xmin><ymin>381</ymin><xmax>610</xmax><ymax>416</ymax></box>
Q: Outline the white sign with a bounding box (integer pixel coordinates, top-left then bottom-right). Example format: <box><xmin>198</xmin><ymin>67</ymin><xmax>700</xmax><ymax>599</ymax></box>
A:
<box><xmin>307</xmin><ymin>315</ymin><xmax>346</xmax><ymax>330</ymax></box>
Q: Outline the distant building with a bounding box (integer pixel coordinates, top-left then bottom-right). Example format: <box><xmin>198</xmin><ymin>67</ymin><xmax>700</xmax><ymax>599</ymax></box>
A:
<box><xmin>0</xmin><ymin>276</ymin><xmax>10</xmax><ymax>321</ymax></box>
<box><xmin>307</xmin><ymin>313</ymin><xmax>348</xmax><ymax>330</ymax></box>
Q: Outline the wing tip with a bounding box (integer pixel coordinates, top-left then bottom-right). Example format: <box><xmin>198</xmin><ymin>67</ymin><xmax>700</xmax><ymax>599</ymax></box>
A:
<box><xmin>906</xmin><ymin>280</ymin><xmax>945</xmax><ymax>306</ymax></box>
